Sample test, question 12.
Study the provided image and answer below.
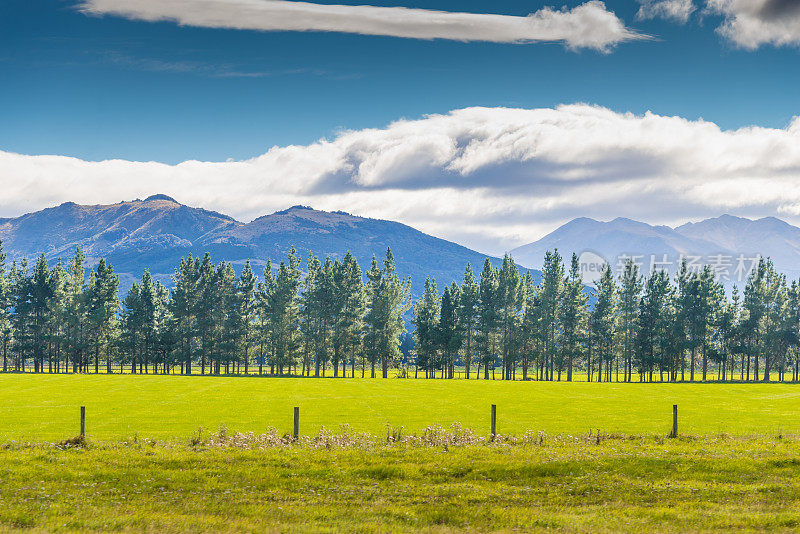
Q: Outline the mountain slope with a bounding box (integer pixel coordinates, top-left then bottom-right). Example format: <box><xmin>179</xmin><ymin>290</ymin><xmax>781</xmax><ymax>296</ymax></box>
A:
<box><xmin>510</xmin><ymin>217</ymin><xmax>728</xmax><ymax>270</ymax></box>
<box><xmin>0</xmin><ymin>199</ymin><xmax>513</xmax><ymax>293</ymax></box>
<box><xmin>675</xmin><ymin>215</ymin><xmax>800</xmax><ymax>277</ymax></box>
<box><xmin>197</xmin><ymin>205</ymin><xmax>511</xmax><ymax>292</ymax></box>
<box><xmin>0</xmin><ymin>195</ymin><xmax>240</xmax><ymax>280</ymax></box>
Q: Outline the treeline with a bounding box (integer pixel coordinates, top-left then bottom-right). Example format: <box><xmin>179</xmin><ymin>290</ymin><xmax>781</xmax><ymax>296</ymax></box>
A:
<box><xmin>1</xmin><ymin>240</ymin><xmax>799</xmax><ymax>382</ymax></box>
<box><xmin>0</xmin><ymin>242</ymin><xmax>413</xmax><ymax>378</ymax></box>
<box><xmin>415</xmin><ymin>251</ymin><xmax>800</xmax><ymax>382</ymax></box>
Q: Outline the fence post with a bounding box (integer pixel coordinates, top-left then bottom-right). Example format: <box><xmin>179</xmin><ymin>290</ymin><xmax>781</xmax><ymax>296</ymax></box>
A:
<box><xmin>80</xmin><ymin>406</ymin><xmax>86</xmax><ymax>437</ymax></box>
<box><xmin>293</xmin><ymin>407</ymin><xmax>300</xmax><ymax>441</ymax></box>
<box><xmin>671</xmin><ymin>404</ymin><xmax>678</xmax><ymax>438</ymax></box>
<box><xmin>491</xmin><ymin>404</ymin><xmax>497</xmax><ymax>440</ymax></box>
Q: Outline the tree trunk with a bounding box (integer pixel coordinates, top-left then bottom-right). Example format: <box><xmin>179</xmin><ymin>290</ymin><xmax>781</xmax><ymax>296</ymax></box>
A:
<box><xmin>702</xmin><ymin>343</ymin><xmax>707</xmax><ymax>381</ymax></box>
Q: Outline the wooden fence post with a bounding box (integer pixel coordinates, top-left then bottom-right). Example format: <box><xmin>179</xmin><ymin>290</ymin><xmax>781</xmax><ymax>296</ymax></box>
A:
<box><xmin>491</xmin><ymin>404</ymin><xmax>497</xmax><ymax>439</ymax></box>
<box><xmin>293</xmin><ymin>407</ymin><xmax>300</xmax><ymax>441</ymax></box>
<box><xmin>80</xmin><ymin>406</ymin><xmax>86</xmax><ymax>437</ymax></box>
<box><xmin>671</xmin><ymin>404</ymin><xmax>678</xmax><ymax>438</ymax></box>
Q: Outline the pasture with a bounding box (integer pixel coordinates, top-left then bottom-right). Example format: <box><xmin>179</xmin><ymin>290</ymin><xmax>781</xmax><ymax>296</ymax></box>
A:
<box><xmin>2</xmin><ymin>435</ymin><xmax>800</xmax><ymax>532</ymax></box>
<box><xmin>4</xmin><ymin>375</ymin><xmax>800</xmax><ymax>532</ymax></box>
<box><xmin>2</xmin><ymin>374</ymin><xmax>800</xmax><ymax>440</ymax></box>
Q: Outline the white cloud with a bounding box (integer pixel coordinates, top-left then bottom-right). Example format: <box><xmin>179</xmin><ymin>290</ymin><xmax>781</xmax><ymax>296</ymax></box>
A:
<box><xmin>633</xmin><ymin>0</ymin><xmax>800</xmax><ymax>50</ymax></box>
<box><xmin>636</xmin><ymin>0</ymin><xmax>695</xmax><ymax>23</ymax></box>
<box><xmin>706</xmin><ymin>0</ymin><xmax>800</xmax><ymax>48</ymax></box>
<box><xmin>76</xmin><ymin>0</ymin><xmax>645</xmax><ymax>51</ymax></box>
<box><xmin>4</xmin><ymin>104</ymin><xmax>800</xmax><ymax>254</ymax></box>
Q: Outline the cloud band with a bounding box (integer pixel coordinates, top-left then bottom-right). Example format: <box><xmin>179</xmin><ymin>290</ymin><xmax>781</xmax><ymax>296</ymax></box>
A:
<box><xmin>77</xmin><ymin>0</ymin><xmax>645</xmax><ymax>51</ymax></box>
<box><xmin>4</xmin><ymin>105</ymin><xmax>800</xmax><ymax>253</ymax></box>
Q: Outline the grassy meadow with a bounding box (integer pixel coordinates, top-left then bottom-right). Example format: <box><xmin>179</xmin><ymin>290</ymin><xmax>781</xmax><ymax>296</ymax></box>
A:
<box><xmin>1</xmin><ymin>373</ymin><xmax>800</xmax><ymax>440</ymax></box>
<box><xmin>3</xmin><ymin>435</ymin><xmax>800</xmax><ymax>532</ymax></box>
<box><xmin>3</xmin><ymin>375</ymin><xmax>800</xmax><ymax>532</ymax></box>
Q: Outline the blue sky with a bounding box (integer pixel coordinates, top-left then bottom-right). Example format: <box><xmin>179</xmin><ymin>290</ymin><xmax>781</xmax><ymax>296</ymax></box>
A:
<box><xmin>3</xmin><ymin>0</ymin><xmax>800</xmax><ymax>253</ymax></box>
<box><xmin>3</xmin><ymin>0</ymin><xmax>799</xmax><ymax>163</ymax></box>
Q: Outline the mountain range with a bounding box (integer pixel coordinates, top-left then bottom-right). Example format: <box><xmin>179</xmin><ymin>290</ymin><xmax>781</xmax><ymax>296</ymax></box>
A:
<box><xmin>0</xmin><ymin>195</ymin><xmax>509</xmax><ymax>293</ymax></box>
<box><xmin>510</xmin><ymin>214</ymin><xmax>800</xmax><ymax>284</ymax></box>
<box><xmin>2</xmin><ymin>196</ymin><xmax>798</xmax><ymax>293</ymax></box>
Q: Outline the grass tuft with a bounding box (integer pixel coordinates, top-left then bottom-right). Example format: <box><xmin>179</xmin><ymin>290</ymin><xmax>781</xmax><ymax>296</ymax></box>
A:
<box><xmin>56</xmin><ymin>434</ymin><xmax>88</xmax><ymax>449</ymax></box>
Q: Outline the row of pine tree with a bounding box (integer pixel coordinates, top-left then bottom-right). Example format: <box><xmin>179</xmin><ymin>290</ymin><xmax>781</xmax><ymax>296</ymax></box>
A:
<box><xmin>414</xmin><ymin>251</ymin><xmax>800</xmax><ymax>382</ymax></box>
<box><xmin>0</xmin><ymin>243</ymin><xmax>411</xmax><ymax>378</ymax></box>
<box><xmin>1</xmin><ymin>240</ymin><xmax>799</xmax><ymax>382</ymax></box>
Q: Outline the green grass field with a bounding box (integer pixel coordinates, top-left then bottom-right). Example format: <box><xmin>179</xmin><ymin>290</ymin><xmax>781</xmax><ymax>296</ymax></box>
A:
<box><xmin>3</xmin><ymin>436</ymin><xmax>800</xmax><ymax>532</ymax></box>
<box><xmin>4</xmin><ymin>375</ymin><xmax>800</xmax><ymax>532</ymax></box>
<box><xmin>2</xmin><ymin>374</ymin><xmax>800</xmax><ymax>440</ymax></box>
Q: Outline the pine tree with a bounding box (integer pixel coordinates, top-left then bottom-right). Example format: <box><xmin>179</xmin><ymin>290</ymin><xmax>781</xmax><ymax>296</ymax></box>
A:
<box><xmin>139</xmin><ymin>270</ymin><xmax>158</xmax><ymax>372</ymax></box>
<box><xmin>268</xmin><ymin>248</ymin><xmax>302</xmax><ymax>375</ymax></box>
<box><xmin>301</xmin><ymin>255</ymin><xmax>322</xmax><ymax>376</ymax></box>
<box><xmin>196</xmin><ymin>253</ymin><xmax>217</xmax><ymax>375</ymax></box>
<box><xmin>757</xmin><ymin>260</ymin><xmax>790</xmax><ymax>382</ymax></box>
<box><xmin>413</xmin><ymin>278</ymin><xmax>440</xmax><ymax>378</ymax></box>
<box><xmin>663</xmin><ymin>287</ymin><xmax>684</xmax><ymax>382</ymax></box>
<box><xmin>589</xmin><ymin>264</ymin><xmax>615</xmax><ymax>383</ymax></box>
<box><xmin>618</xmin><ymin>259</ymin><xmax>642</xmax><ymax>383</ymax></box>
<box><xmin>476</xmin><ymin>259</ymin><xmax>500</xmax><ymax>380</ymax></box>
<box><xmin>238</xmin><ymin>261</ymin><xmax>258</xmax><ymax>375</ymax></box>
<box><xmin>122</xmin><ymin>282</ymin><xmax>143</xmax><ymax>373</ymax></box>
<box><xmin>439</xmin><ymin>282</ymin><xmax>462</xmax><ymax>379</ymax></box>
<box><xmin>85</xmin><ymin>259</ymin><xmax>119</xmax><ymax>373</ymax></box>
<box><xmin>302</xmin><ymin>256</ymin><xmax>337</xmax><ymax>376</ymax></box>
<box><xmin>785</xmin><ymin>282</ymin><xmax>800</xmax><ymax>381</ymax></box>
<box><xmin>520</xmin><ymin>272</ymin><xmax>541</xmax><ymax>381</ymax></box>
<box><xmin>333</xmin><ymin>253</ymin><xmax>365</xmax><ymax>378</ymax></box>
<box><xmin>214</xmin><ymin>261</ymin><xmax>240</xmax><ymax>374</ymax></box>
<box><xmin>29</xmin><ymin>255</ymin><xmax>52</xmax><ymax>373</ymax></box>
<box><xmin>697</xmin><ymin>266</ymin><xmax>724</xmax><ymax>381</ymax></box>
<box><xmin>496</xmin><ymin>255</ymin><xmax>523</xmax><ymax>380</ymax></box>
<box><xmin>636</xmin><ymin>269</ymin><xmax>671</xmax><ymax>381</ymax></box>
<box><xmin>47</xmin><ymin>261</ymin><xmax>69</xmax><ymax>373</ymax></box>
<box><xmin>365</xmin><ymin>248</ymin><xmax>410</xmax><ymax>379</ymax></box>
<box><xmin>153</xmin><ymin>281</ymin><xmax>173</xmax><ymax>374</ymax></box>
<box><xmin>539</xmin><ymin>251</ymin><xmax>563</xmax><ymax>381</ymax></box>
<box><xmin>170</xmin><ymin>255</ymin><xmax>200</xmax><ymax>374</ymax></box>
<box><xmin>257</xmin><ymin>261</ymin><xmax>275</xmax><ymax>375</ymax></box>
<box><xmin>11</xmin><ymin>259</ymin><xmax>31</xmax><ymax>372</ymax></box>
<box><xmin>458</xmin><ymin>264</ymin><xmax>479</xmax><ymax>379</ymax></box>
<box><xmin>0</xmin><ymin>241</ymin><xmax>12</xmax><ymax>373</ymax></box>
<box><xmin>558</xmin><ymin>253</ymin><xmax>588</xmax><ymax>382</ymax></box>
<box><xmin>65</xmin><ymin>248</ymin><xmax>87</xmax><ymax>373</ymax></box>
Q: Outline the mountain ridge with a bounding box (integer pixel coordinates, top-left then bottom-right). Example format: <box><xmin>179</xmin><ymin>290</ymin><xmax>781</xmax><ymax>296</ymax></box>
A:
<box><xmin>5</xmin><ymin>197</ymin><xmax>799</xmax><ymax>292</ymax></box>
<box><xmin>510</xmin><ymin>214</ymin><xmax>800</xmax><ymax>283</ymax></box>
<box><xmin>0</xmin><ymin>197</ymin><xmax>515</xmax><ymax>293</ymax></box>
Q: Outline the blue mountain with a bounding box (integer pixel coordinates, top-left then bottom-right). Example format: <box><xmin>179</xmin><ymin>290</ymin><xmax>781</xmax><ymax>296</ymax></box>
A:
<box><xmin>0</xmin><ymin>196</ymin><xmax>515</xmax><ymax>293</ymax></box>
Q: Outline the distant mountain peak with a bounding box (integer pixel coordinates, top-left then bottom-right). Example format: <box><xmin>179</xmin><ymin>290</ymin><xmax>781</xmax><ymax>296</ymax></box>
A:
<box><xmin>143</xmin><ymin>194</ymin><xmax>179</xmax><ymax>203</ymax></box>
<box><xmin>511</xmin><ymin>214</ymin><xmax>800</xmax><ymax>284</ymax></box>
<box><xmin>561</xmin><ymin>217</ymin><xmax>599</xmax><ymax>227</ymax></box>
<box><xmin>273</xmin><ymin>205</ymin><xmax>315</xmax><ymax>214</ymax></box>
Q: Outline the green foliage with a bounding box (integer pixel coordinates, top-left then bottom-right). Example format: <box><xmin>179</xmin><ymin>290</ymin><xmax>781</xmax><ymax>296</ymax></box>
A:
<box><xmin>1</xmin><ymin>242</ymin><xmax>800</xmax><ymax>383</ymax></box>
<box><xmin>412</xmin><ymin>277</ymin><xmax>439</xmax><ymax>377</ymax></box>
<box><xmin>365</xmin><ymin>249</ymin><xmax>411</xmax><ymax>378</ymax></box>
